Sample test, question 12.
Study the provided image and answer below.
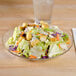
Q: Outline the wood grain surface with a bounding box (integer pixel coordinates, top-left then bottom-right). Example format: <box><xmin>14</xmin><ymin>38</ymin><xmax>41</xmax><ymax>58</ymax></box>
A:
<box><xmin>0</xmin><ymin>0</ymin><xmax>76</xmax><ymax>76</ymax></box>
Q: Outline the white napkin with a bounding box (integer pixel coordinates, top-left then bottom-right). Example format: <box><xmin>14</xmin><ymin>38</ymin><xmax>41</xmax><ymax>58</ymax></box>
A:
<box><xmin>72</xmin><ymin>28</ymin><xmax>76</xmax><ymax>49</ymax></box>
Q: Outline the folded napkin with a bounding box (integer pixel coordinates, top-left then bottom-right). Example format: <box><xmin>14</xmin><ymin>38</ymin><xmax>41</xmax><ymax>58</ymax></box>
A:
<box><xmin>72</xmin><ymin>28</ymin><xmax>76</xmax><ymax>50</ymax></box>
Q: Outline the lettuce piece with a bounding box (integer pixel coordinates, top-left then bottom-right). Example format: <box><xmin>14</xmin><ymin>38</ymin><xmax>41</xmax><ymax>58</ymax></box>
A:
<box><xmin>31</xmin><ymin>28</ymin><xmax>38</xmax><ymax>34</ymax></box>
<box><xmin>48</xmin><ymin>44</ymin><xmax>62</xmax><ymax>57</ymax></box>
<box><xmin>52</xmin><ymin>26</ymin><xmax>63</xmax><ymax>33</ymax></box>
<box><xmin>45</xmin><ymin>39</ymin><xmax>51</xmax><ymax>45</ymax></box>
<box><xmin>37</xmin><ymin>42</ymin><xmax>45</xmax><ymax>49</ymax></box>
<box><xmin>23</xmin><ymin>52</ymin><xmax>29</xmax><ymax>58</ymax></box>
<box><xmin>35</xmin><ymin>35</ymin><xmax>40</xmax><ymax>38</ymax></box>
<box><xmin>27</xmin><ymin>27</ymin><xmax>33</xmax><ymax>31</ymax></box>
<box><xmin>44</xmin><ymin>28</ymin><xmax>54</xmax><ymax>32</ymax></box>
<box><xmin>57</xmin><ymin>41</ymin><xmax>64</xmax><ymax>45</ymax></box>
<box><xmin>13</xmin><ymin>27</ymin><xmax>21</xmax><ymax>41</ymax></box>
<box><xmin>62</xmin><ymin>33</ymin><xmax>69</xmax><ymax>41</ymax></box>
<box><xmin>60</xmin><ymin>43</ymin><xmax>68</xmax><ymax>50</ymax></box>
<box><xmin>51</xmin><ymin>53</ymin><xmax>62</xmax><ymax>57</ymax></box>
<box><xmin>5</xmin><ymin>37</ymin><xmax>15</xmax><ymax>48</ymax></box>
<box><xmin>31</xmin><ymin>28</ymin><xmax>43</xmax><ymax>34</ymax></box>
<box><xmin>17</xmin><ymin>39</ymin><xmax>29</xmax><ymax>53</ymax></box>
<box><xmin>29</xmin><ymin>46</ymin><xmax>45</xmax><ymax>58</ymax></box>
<box><xmin>37</xmin><ymin>42</ymin><xmax>48</xmax><ymax>51</ymax></box>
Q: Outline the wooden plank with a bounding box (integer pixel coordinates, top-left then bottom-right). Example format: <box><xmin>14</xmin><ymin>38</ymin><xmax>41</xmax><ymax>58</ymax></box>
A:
<box><xmin>0</xmin><ymin>0</ymin><xmax>32</xmax><ymax>5</ymax></box>
<box><xmin>0</xmin><ymin>5</ymin><xmax>33</xmax><ymax>18</ymax></box>
<box><xmin>55</xmin><ymin>0</ymin><xmax>76</xmax><ymax>5</ymax></box>
<box><xmin>0</xmin><ymin>67</ymin><xmax>76</xmax><ymax>76</ymax></box>
<box><xmin>0</xmin><ymin>5</ymin><xmax>76</xmax><ymax>20</ymax></box>
<box><xmin>0</xmin><ymin>0</ymin><xmax>76</xmax><ymax>5</ymax></box>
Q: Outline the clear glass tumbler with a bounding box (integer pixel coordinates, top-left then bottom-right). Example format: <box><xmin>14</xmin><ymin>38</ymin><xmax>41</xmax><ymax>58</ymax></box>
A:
<box><xmin>33</xmin><ymin>0</ymin><xmax>54</xmax><ymax>24</ymax></box>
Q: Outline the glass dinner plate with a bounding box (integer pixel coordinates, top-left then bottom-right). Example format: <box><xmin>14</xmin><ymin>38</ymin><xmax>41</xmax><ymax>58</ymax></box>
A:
<box><xmin>2</xmin><ymin>25</ymin><xmax>73</xmax><ymax>61</ymax></box>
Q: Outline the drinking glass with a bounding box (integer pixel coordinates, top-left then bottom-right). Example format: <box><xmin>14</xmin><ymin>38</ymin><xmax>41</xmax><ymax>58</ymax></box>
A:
<box><xmin>33</xmin><ymin>0</ymin><xmax>54</xmax><ymax>24</ymax></box>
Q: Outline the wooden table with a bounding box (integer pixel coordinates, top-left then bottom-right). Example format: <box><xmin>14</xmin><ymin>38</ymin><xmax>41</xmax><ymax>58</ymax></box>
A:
<box><xmin>0</xmin><ymin>0</ymin><xmax>76</xmax><ymax>76</ymax></box>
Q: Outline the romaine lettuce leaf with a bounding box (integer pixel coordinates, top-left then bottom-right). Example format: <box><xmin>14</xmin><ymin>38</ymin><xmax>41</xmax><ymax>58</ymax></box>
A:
<box><xmin>52</xmin><ymin>26</ymin><xmax>63</xmax><ymax>33</ymax></box>
<box><xmin>37</xmin><ymin>42</ymin><xmax>48</xmax><ymax>51</ymax></box>
<box><xmin>17</xmin><ymin>39</ymin><xmax>29</xmax><ymax>53</ymax></box>
<box><xmin>31</xmin><ymin>28</ymin><xmax>39</xmax><ymax>34</ymax></box>
<box><xmin>5</xmin><ymin>37</ymin><xmax>15</xmax><ymax>48</ymax></box>
<box><xmin>62</xmin><ymin>33</ymin><xmax>69</xmax><ymax>41</ymax></box>
<box><xmin>29</xmin><ymin>46</ymin><xmax>45</xmax><ymax>58</ymax></box>
<box><xmin>44</xmin><ymin>28</ymin><xmax>54</xmax><ymax>32</ymax></box>
<box><xmin>13</xmin><ymin>27</ymin><xmax>21</xmax><ymax>41</ymax></box>
<box><xmin>48</xmin><ymin>44</ymin><xmax>62</xmax><ymax>57</ymax></box>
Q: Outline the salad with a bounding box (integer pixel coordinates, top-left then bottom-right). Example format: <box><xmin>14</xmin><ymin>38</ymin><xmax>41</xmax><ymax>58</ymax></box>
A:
<box><xmin>5</xmin><ymin>21</ymin><xmax>70</xmax><ymax>59</ymax></box>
